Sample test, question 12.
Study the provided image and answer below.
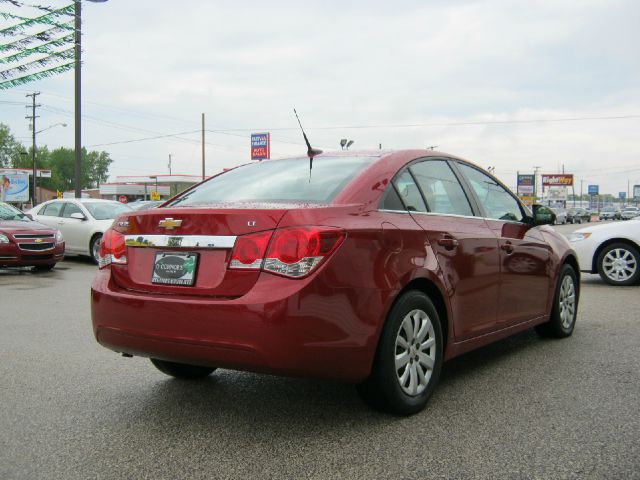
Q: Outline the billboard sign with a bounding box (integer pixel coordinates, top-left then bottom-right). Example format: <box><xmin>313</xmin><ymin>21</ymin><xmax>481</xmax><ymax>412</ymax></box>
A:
<box><xmin>251</xmin><ymin>133</ymin><xmax>270</xmax><ymax>160</ymax></box>
<box><xmin>588</xmin><ymin>184</ymin><xmax>599</xmax><ymax>195</ymax></box>
<box><xmin>517</xmin><ymin>174</ymin><xmax>535</xmax><ymax>195</ymax></box>
<box><xmin>1</xmin><ymin>173</ymin><xmax>29</xmax><ymax>202</ymax></box>
<box><xmin>634</xmin><ymin>185</ymin><xmax>640</xmax><ymax>200</ymax></box>
<box><xmin>542</xmin><ymin>174</ymin><xmax>573</xmax><ymax>187</ymax></box>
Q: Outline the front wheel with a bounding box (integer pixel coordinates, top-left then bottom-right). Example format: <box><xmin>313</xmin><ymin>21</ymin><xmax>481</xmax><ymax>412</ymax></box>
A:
<box><xmin>357</xmin><ymin>291</ymin><xmax>443</xmax><ymax>415</ymax></box>
<box><xmin>597</xmin><ymin>242</ymin><xmax>640</xmax><ymax>286</ymax></box>
<box><xmin>150</xmin><ymin>358</ymin><xmax>216</xmax><ymax>379</ymax></box>
<box><xmin>535</xmin><ymin>264</ymin><xmax>578</xmax><ymax>338</ymax></box>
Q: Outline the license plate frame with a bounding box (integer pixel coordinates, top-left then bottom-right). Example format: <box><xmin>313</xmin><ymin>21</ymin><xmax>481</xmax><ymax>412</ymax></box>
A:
<box><xmin>151</xmin><ymin>251</ymin><xmax>198</xmax><ymax>286</ymax></box>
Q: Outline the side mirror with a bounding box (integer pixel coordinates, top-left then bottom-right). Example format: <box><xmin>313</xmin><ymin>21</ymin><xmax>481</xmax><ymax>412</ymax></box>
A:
<box><xmin>530</xmin><ymin>205</ymin><xmax>556</xmax><ymax>226</ymax></box>
<box><xmin>70</xmin><ymin>212</ymin><xmax>87</xmax><ymax>221</ymax></box>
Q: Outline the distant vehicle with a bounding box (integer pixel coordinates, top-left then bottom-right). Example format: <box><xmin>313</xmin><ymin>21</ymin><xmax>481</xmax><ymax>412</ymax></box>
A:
<box><xmin>599</xmin><ymin>206</ymin><xmax>621</xmax><ymax>221</ymax></box>
<box><xmin>569</xmin><ymin>217</ymin><xmax>640</xmax><ymax>286</ymax></box>
<box><xmin>621</xmin><ymin>207</ymin><xmax>640</xmax><ymax>220</ymax></box>
<box><xmin>128</xmin><ymin>200</ymin><xmax>164</xmax><ymax>211</ymax></box>
<box><xmin>566</xmin><ymin>208</ymin><xmax>591</xmax><ymax>224</ymax></box>
<box><xmin>29</xmin><ymin>199</ymin><xmax>132</xmax><ymax>264</ymax></box>
<box><xmin>0</xmin><ymin>201</ymin><xmax>65</xmax><ymax>271</ymax></box>
<box><xmin>551</xmin><ymin>208</ymin><xmax>567</xmax><ymax>225</ymax></box>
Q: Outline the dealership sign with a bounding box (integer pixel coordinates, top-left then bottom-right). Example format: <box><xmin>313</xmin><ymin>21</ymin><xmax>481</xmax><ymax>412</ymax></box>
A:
<box><xmin>251</xmin><ymin>132</ymin><xmax>270</xmax><ymax>160</ymax></box>
<box><xmin>634</xmin><ymin>185</ymin><xmax>640</xmax><ymax>199</ymax></box>
<box><xmin>517</xmin><ymin>174</ymin><xmax>535</xmax><ymax>195</ymax></box>
<box><xmin>542</xmin><ymin>174</ymin><xmax>573</xmax><ymax>187</ymax></box>
<box><xmin>0</xmin><ymin>173</ymin><xmax>29</xmax><ymax>202</ymax></box>
<box><xmin>588</xmin><ymin>184</ymin><xmax>599</xmax><ymax>195</ymax></box>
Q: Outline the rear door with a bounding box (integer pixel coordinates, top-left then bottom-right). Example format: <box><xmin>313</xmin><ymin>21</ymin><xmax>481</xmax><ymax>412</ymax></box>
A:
<box><xmin>398</xmin><ymin>159</ymin><xmax>502</xmax><ymax>341</ymax></box>
<box><xmin>453</xmin><ymin>162</ymin><xmax>551</xmax><ymax>325</ymax></box>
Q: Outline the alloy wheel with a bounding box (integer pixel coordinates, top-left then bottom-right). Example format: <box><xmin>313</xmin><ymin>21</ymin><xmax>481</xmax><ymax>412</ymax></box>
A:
<box><xmin>558</xmin><ymin>275</ymin><xmax>576</xmax><ymax>329</ymax></box>
<box><xmin>602</xmin><ymin>248</ymin><xmax>637</xmax><ymax>283</ymax></box>
<box><xmin>394</xmin><ymin>309</ymin><xmax>436</xmax><ymax>396</ymax></box>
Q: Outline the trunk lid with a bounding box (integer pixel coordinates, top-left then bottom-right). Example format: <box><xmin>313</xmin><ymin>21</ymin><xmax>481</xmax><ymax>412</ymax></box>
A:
<box><xmin>110</xmin><ymin>205</ymin><xmax>290</xmax><ymax>297</ymax></box>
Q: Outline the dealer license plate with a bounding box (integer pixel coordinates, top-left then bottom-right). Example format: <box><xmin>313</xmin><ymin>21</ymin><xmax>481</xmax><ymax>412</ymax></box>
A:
<box><xmin>152</xmin><ymin>252</ymin><xmax>198</xmax><ymax>286</ymax></box>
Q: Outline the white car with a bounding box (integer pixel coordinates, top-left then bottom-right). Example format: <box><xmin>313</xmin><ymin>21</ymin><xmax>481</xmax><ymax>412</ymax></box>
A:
<box><xmin>29</xmin><ymin>199</ymin><xmax>132</xmax><ymax>263</ymax></box>
<box><xmin>568</xmin><ymin>218</ymin><xmax>640</xmax><ymax>286</ymax></box>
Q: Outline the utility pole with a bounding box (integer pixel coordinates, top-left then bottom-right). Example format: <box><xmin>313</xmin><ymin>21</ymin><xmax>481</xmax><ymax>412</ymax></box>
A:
<box><xmin>533</xmin><ymin>166</ymin><xmax>541</xmax><ymax>201</ymax></box>
<box><xmin>74</xmin><ymin>0</ymin><xmax>82</xmax><ymax>199</ymax></box>
<box><xmin>168</xmin><ymin>154</ymin><xmax>172</xmax><ymax>175</ymax></box>
<box><xmin>25</xmin><ymin>92</ymin><xmax>40</xmax><ymax>205</ymax></box>
<box><xmin>201</xmin><ymin>113</ymin><xmax>205</xmax><ymax>180</ymax></box>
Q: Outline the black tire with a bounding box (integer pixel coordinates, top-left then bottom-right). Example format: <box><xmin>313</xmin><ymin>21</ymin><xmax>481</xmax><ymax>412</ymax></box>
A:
<box><xmin>90</xmin><ymin>234</ymin><xmax>102</xmax><ymax>264</ymax></box>
<box><xmin>357</xmin><ymin>291</ymin><xmax>443</xmax><ymax>415</ymax></box>
<box><xmin>535</xmin><ymin>264</ymin><xmax>578</xmax><ymax>338</ymax></box>
<box><xmin>33</xmin><ymin>264</ymin><xmax>55</xmax><ymax>272</ymax></box>
<box><xmin>596</xmin><ymin>242</ymin><xmax>640</xmax><ymax>286</ymax></box>
<box><xmin>150</xmin><ymin>358</ymin><xmax>216</xmax><ymax>379</ymax></box>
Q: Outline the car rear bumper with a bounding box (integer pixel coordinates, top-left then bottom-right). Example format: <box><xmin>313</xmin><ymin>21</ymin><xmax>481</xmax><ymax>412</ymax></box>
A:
<box><xmin>0</xmin><ymin>243</ymin><xmax>64</xmax><ymax>267</ymax></box>
<box><xmin>91</xmin><ymin>268</ymin><xmax>390</xmax><ymax>382</ymax></box>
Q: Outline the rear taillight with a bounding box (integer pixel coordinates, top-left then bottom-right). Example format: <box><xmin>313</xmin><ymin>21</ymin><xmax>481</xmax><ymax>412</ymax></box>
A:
<box><xmin>228</xmin><ymin>226</ymin><xmax>345</xmax><ymax>278</ymax></box>
<box><xmin>98</xmin><ymin>228</ymin><xmax>127</xmax><ymax>269</ymax></box>
<box><xmin>229</xmin><ymin>230</ymin><xmax>273</xmax><ymax>269</ymax></box>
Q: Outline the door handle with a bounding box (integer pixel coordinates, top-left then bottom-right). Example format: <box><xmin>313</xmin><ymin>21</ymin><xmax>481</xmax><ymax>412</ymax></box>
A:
<box><xmin>501</xmin><ymin>241</ymin><xmax>514</xmax><ymax>254</ymax></box>
<box><xmin>437</xmin><ymin>235</ymin><xmax>459</xmax><ymax>250</ymax></box>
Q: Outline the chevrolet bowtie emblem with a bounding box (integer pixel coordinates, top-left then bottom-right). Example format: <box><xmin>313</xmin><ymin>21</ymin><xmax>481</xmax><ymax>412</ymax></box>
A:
<box><xmin>158</xmin><ymin>218</ymin><xmax>182</xmax><ymax>230</ymax></box>
<box><xmin>35</xmin><ymin>238</ymin><xmax>43</xmax><ymax>243</ymax></box>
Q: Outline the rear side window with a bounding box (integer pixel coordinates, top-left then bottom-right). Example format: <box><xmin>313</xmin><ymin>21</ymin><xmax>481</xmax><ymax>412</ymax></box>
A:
<box><xmin>410</xmin><ymin>160</ymin><xmax>473</xmax><ymax>216</ymax></box>
<box><xmin>393</xmin><ymin>170</ymin><xmax>427</xmax><ymax>212</ymax></box>
<box><xmin>41</xmin><ymin>202</ymin><xmax>63</xmax><ymax>217</ymax></box>
<box><xmin>170</xmin><ymin>156</ymin><xmax>376</xmax><ymax>205</ymax></box>
<box><xmin>457</xmin><ymin>163</ymin><xmax>525</xmax><ymax>222</ymax></box>
<box><xmin>62</xmin><ymin>203</ymin><xmax>83</xmax><ymax>218</ymax></box>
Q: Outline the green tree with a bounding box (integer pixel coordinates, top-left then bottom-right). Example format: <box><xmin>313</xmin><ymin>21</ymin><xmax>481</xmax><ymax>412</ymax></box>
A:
<box><xmin>0</xmin><ymin>123</ymin><xmax>26</xmax><ymax>167</ymax></box>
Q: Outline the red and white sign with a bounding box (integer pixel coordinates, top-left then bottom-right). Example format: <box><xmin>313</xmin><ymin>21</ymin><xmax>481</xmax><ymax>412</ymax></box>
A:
<box><xmin>542</xmin><ymin>174</ymin><xmax>573</xmax><ymax>187</ymax></box>
<box><xmin>118</xmin><ymin>195</ymin><xmax>128</xmax><ymax>203</ymax></box>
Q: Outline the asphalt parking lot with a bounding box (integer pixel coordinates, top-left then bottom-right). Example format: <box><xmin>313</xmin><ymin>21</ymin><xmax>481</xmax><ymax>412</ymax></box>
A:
<box><xmin>1</xmin><ymin>222</ymin><xmax>639</xmax><ymax>480</ymax></box>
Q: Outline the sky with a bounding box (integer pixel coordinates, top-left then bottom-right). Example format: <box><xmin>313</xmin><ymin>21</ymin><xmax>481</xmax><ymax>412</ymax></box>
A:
<box><xmin>1</xmin><ymin>0</ymin><xmax>639</xmax><ymax>196</ymax></box>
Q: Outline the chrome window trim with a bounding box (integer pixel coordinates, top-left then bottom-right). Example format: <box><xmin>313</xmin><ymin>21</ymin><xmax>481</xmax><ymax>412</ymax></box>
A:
<box><xmin>378</xmin><ymin>209</ymin><xmax>527</xmax><ymax>224</ymax></box>
<box><xmin>124</xmin><ymin>235</ymin><xmax>236</xmax><ymax>249</ymax></box>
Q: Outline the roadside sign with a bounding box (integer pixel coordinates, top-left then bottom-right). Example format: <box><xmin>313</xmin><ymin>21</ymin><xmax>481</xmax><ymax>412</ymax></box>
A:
<box><xmin>634</xmin><ymin>185</ymin><xmax>640</xmax><ymax>199</ymax></box>
<box><xmin>588</xmin><ymin>185</ymin><xmax>599</xmax><ymax>195</ymax></box>
<box><xmin>1</xmin><ymin>173</ymin><xmax>29</xmax><ymax>202</ymax></box>
<box><xmin>56</xmin><ymin>190</ymin><xmax>62</xmax><ymax>199</ymax></box>
<box><xmin>542</xmin><ymin>174</ymin><xmax>573</xmax><ymax>187</ymax></box>
<box><xmin>118</xmin><ymin>195</ymin><xmax>128</xmax><ymax>203</ymax></box>
<box><xmin>619</xmin><ymin>192</ymin><xmax>626</xmax><ymax>200</ymax></box>
<box><xmin>517</xmin><ymin>174</ymin><xmax>535</xmax><ymax>195</ymax></box>
<box><xmin>150</xmin><ymin>191</ymin><xmax>160</xmax><ymax>201</ymax></box>
<box><xmin>251</xmin><ymin>133</ymin><xmax>270</xmax><ymax>160</ymax></box>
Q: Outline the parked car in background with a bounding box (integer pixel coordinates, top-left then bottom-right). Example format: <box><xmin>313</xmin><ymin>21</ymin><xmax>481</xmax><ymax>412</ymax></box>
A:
<box><xmin>599</xmin><ymin>206</ymin><xmax>621</xmax><ymax>221</ymax></box>
<box><xmin>551</xmin><ymin>208</ymin><xmax>567</xmax><ymax>225</ymax></box>
<box><xmin>128</xmin><ymin>200</ymin><xmax>164</xmax><ymax>211</ymax></box>
<box><xmin>621</xmin><ymin>206</ymin><xmax>640</xmax><ymax>220</ymax></box>
<box><xmin>566</xmin><ymin>208</ymin><xmax>591</xmax><ymax>224</ymax></box>
<box><xmin>569</xmin><ymin>217</ymin><xmax>640</xmax><ymax>286</ymax></box>
<box><xmin>0</xmin><ymin>201</ymin><xmax>64</xmax><ymax>271</ymax></box>
<box><xmin>29</xmin><ymin>199</ymin><xmax>131</xmax><ymax>264</ymax></box>
<box><xmin>92</xmin><ymin>150</ymin><xmax>580</xmax><ymax>415</ymax></box>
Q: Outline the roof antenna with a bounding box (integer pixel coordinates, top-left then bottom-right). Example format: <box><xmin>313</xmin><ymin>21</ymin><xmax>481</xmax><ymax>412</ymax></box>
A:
<box><xmin>294</xmin><ymin>108</ymin><xmax>323</xmax><ymax>182</ymax></box>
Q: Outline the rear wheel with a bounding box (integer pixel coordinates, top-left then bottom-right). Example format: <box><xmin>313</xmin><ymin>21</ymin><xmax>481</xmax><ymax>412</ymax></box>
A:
<box><xmin>150</xmin><ymin>358</ymin><xmax>216</xmax><ymax>379</ymax></box>
<box><xmin>597</xmin><ymin>242</ymin><xmax>640</xmax><ymax>286</ymax></box>
<box><xmin>90</xmin><ymin>234</ymin><xmax>102</xmax><ymax>264</ymax></box>
<box><xmin>535</xmin><ymin>264</ymin><xmax>578</xmax><ymax>338</ymax></box>
<box><xmin>357</xmin><ymin>291</ymin><xmax>443</xmax><ymax>415</ymax></box>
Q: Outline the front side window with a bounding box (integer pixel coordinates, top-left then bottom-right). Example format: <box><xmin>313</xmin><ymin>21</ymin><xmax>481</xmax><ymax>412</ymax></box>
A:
<box><xmin>410</xmin><ymin>160</ymin><xmax>473</xmax><ymax>216</ymax></box>
<box><xmin>457</xmin><ymin>163</ymin><xmax>524</xmax><ymax>222</ymax></box>
<box><xmin>40</xmin><ymin>202</ymin><xmax>63</xmax><ymax>217</ymax></box>
<box><xmin>170</xmin><ymin>156</ymin><xmax>376</xmax><ymax>206</ymax></box>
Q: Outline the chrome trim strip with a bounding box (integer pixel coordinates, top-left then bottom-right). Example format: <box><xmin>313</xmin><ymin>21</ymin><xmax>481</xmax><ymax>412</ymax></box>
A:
<box><xmin>124</xmin><ymin>234</ymin><xmax>236</xmax><ymax>249</ymax></box>
<box><xmin>378</xmin><ymin>209</ymin><xmax>527</xmax><ymax>224</ymax></box>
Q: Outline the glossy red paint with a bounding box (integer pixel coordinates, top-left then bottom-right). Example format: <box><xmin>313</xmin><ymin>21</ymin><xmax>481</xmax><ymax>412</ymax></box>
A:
<box><xmin>91</xmin><ymin>150</ymin><xmax>578</xmax><ymax>382</ymax></box>
<box><xmin>0</xmin><ymin>219</ymin><xmax>65</xmax><ymax>268</ymax></box>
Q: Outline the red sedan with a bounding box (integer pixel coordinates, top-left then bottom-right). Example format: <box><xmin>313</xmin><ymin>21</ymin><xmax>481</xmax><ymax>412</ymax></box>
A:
<box><xmin>0</xmin><ymin>201</ymin><xmax>65</xmax><ymax>270</ymax></box>
<box><xmin>92</xmin><ymin>150</ymin><xmax>579</xmax><ymax>414</ymax></box>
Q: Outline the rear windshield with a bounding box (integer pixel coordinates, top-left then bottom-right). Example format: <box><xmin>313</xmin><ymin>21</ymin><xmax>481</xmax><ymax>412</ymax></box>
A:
<box><xmin>84</xmin><ymin>202</ymin><xmax>131</xmax><ymax>220</ymax></box>
<box><xmin>170</xmin><ymin>156</ymin><xmax>376</xmax><ymax>206</ymax></box>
